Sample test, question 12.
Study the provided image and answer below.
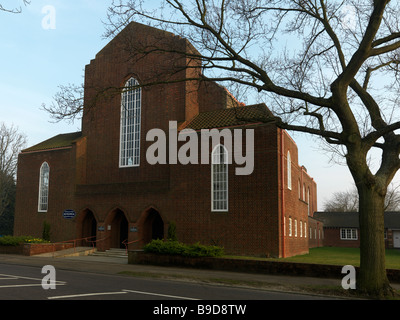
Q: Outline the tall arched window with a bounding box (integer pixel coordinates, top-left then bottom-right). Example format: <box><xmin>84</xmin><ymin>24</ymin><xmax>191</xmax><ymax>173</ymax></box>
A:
<box><xmin>298</xmin><ymin>179</ymin><xmax>301</xmax><ymax>199</ymax></box>
<box><xmin>287</xmin><ymin>151</ymin><xmax>292</xmax><ymax>190</ymax></box>
<box><xmin>212</xmin><ymin>144</ymin><xmax>228</xmax><ymax>212</ymax></box>
<box><xmin>120</xmin><ymin>77</ymin><xmax>142</xmax><ymax>167</ymax></box>
<box><xmin>38</xmin><ymin>162</ymin><xmax>50</xmax><ymax>212</ymax></box>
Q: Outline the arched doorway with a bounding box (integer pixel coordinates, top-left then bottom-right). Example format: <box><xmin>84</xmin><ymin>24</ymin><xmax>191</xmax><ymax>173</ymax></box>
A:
<box><xmin>143</xmin><ymin>208</ymin><xmax>164</xmax><ymax>244</ymax></box>
<box><xmin>109</xmin><ymin>209</ymin><xmax>129</xmax><ymax>249</ymax></box>
<box><xmin>80</xmin><ymin>209</ymin><xmax>97</xmax><ymax>246</ymax></box>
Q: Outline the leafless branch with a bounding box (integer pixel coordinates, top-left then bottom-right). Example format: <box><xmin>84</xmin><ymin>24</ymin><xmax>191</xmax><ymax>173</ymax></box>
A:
<box><xmin>0</xmin><ymin>0</ymin><xmax>30</xmax><ymax>13</ymax></box>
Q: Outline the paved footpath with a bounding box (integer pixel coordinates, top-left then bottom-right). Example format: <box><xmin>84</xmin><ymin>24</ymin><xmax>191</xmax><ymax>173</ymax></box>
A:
<box><xmin>0</xmin><ymin>249</ymin><xmax>399</xmax><ymax>297</ymax></box>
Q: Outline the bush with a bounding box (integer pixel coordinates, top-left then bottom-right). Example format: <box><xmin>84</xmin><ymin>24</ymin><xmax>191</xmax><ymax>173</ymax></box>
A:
<box><xmin>0</xmin><ymin>236</ymin><xmax>50</xmax><ymax>246</ymax></box>
<box><xmin>167</xmin><ymin>222</ymin><xmax>178</xmax><ymax>241</ymax></box>
<box><xmin>143</xmin><ymin>240</ymin><xmax>224</xmax><ymax>257</ymax></box>
<box><xmin>42</xmin><ymin>221</ymin><xmax>51</xmax><ymax>242</ymax></box>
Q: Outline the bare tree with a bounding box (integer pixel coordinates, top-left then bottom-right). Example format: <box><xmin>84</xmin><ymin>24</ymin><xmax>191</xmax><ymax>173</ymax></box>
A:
<box><xmin>0</xmin><ymin>1</ymin><xmax>30</xmax><ymax>13</ymax></box>
<box><xmin>45</xmin><ymin>0</ymin><xmax>400</xmax><ymax>297</ymax></box>
<box><xmin>324</xmin><ymin>188</ymin><xmax>360</xmax><ymax>212</ymax></box>
<box><xmin>324</xmin><ymin>184</ymin><xmax>400</xmax><ymax>212</ymax></box>
<box><xmin>42</xmin><ymin>84</ymin><xmax>85</xmax><ymax>124</ymax></box>
<box><xmin>0</xmin><ymin>123</ymin><xmax>26</xmax><ymax>217</ymax></box>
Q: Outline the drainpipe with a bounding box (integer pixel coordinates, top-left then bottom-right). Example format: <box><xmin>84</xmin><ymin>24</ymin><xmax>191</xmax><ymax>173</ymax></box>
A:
<box><xmin>280</xmin><ymin>129</ymin><xmax>286</xmax><ymax>258</ymax></box>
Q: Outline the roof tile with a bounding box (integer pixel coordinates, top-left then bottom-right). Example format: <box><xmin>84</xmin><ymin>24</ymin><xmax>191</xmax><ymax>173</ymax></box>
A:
<box><xmin>22</xmin><ymin>132</ymin><xmax>82</xmax><ymax>153</ymax></box>
<box><xmin>182</xmin><ymin>104</ymin><xmax>275</xmax><ymax>130</ymax></box>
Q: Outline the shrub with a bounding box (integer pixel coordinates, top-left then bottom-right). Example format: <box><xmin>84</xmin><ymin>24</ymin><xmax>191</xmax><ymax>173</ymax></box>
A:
<box><xmin>143</xmin><ymin>240</ymin><xmax>224</xmax><ymax>257</ymax></box>
<box><xmin>0</xmin><ymin>236</ymin><xmax>50</xmax><ymax>246</ymax></box>
<box><xmin>42</xmin><ymin>221</ymin><xmax>51</xmax><ymax>242</ymax></box>
<box><xmin>167</xmin><ymin>222</ymin><xmax>178</xmax><ymax>241</ymax></box>
<box><xmin>184</xmin><ymin>242</ymin><xmax>225</xmax><ymax>257</ymax></box>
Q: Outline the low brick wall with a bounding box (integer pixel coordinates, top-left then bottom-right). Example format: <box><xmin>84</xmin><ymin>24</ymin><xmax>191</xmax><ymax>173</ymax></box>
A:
<box><xmin>23</xmin><ymin>243</ymin><xmax>74</xmax><ymax>256</ymax></box>
<box><xmin>128</xmin><ymin>251</ymin><xmax>400</xmax><ymax>283</ymax></box>
<box><xmin>0</xmin><ymin>243</ymin><xmax>75</xmax><ymax>256</ymax></box>
<box><xmin>0</xmin><ymin>245</ymin><xmax>25</xmax><ymax>255</ymax></box>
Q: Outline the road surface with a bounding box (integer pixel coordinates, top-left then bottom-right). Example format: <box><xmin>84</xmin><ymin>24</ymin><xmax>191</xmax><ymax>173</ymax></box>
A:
<box><xmin>0</xmin><ymin>262</ymin><xmax>336</xmax><ymax>301</ymax></box>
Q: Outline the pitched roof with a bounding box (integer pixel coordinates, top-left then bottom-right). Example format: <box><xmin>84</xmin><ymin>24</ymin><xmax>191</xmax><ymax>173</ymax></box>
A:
<box><xmin>22</xmin><ymin>132</ymin><xmax>82</xmax><ymax>153</ymax></box>
<box><xmin>314</xmin><ymin>212</ymin><xmax>400</xmax><ymax>229</ymax></box>
<box><xmin>181</xmin><ymin>104</ymin><xmax>275</xmax><ymax>131</ymax></box>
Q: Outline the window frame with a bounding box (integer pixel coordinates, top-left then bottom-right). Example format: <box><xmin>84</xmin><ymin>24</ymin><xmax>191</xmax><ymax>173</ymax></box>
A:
<box><xmin>119</xmin><ymin>77</ymin><xmax>142</xmax><ymax>168</ymax></box>
<box><xmin>300</xmin><ymin>221</ymin><xmax>303</xmax><ymax>237</ymax></box>
<box><xmin>340</xmin><ymin>228</ymin><xmax>358</xmax><ymax>240</ymax></box>
<box><xmin>38</xmin><ymin>162</ymin><xmax>50</xmax><ymax>213</ymax></box>
<box><xmin>211</xmin><ymin>144</ymin><xmax>229</xmax><ymax>212</ymax></box>
<box><xmin>287</xmin><ymin>151</ymin><xmax>292</xmax><ymax>190</ymax></box>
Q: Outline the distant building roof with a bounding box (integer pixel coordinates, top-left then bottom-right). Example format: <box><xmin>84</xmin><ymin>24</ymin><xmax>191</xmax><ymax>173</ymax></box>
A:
<box><xmin>314</xmin><ymin>212</ymin><xmax>400</xmax><ymax>229</ymax></box>
<box><xmin>182</xmin><ymin>104</ymin><xmax>275</xmax><ymax>131</ymax></box>
<box><xmin>22</xmin><ymin>132</ymin><xmax>82</xmax><ymax>153</ymax></box>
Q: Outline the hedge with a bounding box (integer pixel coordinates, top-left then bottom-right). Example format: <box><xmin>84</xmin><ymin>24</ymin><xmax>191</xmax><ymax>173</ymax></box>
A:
<box><xmin>0</xmin><ymin>236</ymin><xmax>50</xmax><ymax>247</ymax></box>
<box><xmin>143</xmin><ymin>240</ymin><xmax>224</xmax><ymax>257</ymax></box>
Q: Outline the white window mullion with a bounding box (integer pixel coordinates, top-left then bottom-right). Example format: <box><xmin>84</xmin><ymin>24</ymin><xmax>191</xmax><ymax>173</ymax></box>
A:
<box><xmin>212</xmin><ymin>145</ymin><xmax>228</xmax><ymax>212</ymax></box>
<box><xmin>38</xmin><ymin>162</ymin><xmax>50</xmax><ymax>212</ymax></box>
<box><xmin>120</xmin><ymin>78</ymin><xmax>141</xmax><ymax>168</ymax></box>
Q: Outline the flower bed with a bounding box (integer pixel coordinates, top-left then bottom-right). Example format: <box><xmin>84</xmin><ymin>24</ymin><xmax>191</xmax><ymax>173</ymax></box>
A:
<box><xmin>0</xmin><ymin>236</ymin><xmax>49</xmax><ymax>246</ymax></box>
<box><xmin>0</xmin><ymin>236</ymin><xmax>73</xmax><ymax>256</ymax></box>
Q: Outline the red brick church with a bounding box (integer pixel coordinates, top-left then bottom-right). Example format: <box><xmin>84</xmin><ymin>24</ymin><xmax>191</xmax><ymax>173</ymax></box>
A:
<box><xmin>14</xmin><ymin>22</ymin><xmax>320</xmax><ymax>257</ymax></box>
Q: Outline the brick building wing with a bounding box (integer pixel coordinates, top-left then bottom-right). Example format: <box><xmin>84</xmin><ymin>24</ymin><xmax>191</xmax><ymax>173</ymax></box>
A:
<box><xmin>314</xmin><ymin>211</ymin><xmax>400</xmax><ymax>249</ymax></box>
<box><xmin>14</xmin><ymin>22</ymin><xmax>320</xmax><ymax>258</ymax></box>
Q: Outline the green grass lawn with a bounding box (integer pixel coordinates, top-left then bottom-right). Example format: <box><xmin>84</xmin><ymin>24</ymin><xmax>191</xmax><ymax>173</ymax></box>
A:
<box><xmin>267</xmin><ymin>247</ymin><xmax>400</xmax><ymax>270</ymax></box>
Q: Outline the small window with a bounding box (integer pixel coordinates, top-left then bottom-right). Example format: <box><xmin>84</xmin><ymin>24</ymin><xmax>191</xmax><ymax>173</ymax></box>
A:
<box><xmin>38</xmin><ymin>162</ymin><xmax>50</xmax><ymax>212</ymax></box>
<box><xmin>300</xmin><ymin>221</ymin><xmax>303</xmax><ymax>237</ymax></box>
<box><xmin>340</xmin><ymin>228</ymin><xmax>358</xmax><ymax>240</ymax></box>
<box><xmin>289</xmin><ymin>218</ymin><xmax>292</xmax><ymax>237</ymax></box>
<box><xmin>298</xmin><ymin>180</ymin><xmax>301</xmax><ymax>199</ymax></box>
<box><xmin>287</xmin><ymin>151</ymin><xmax>292</xmax><ymax>190</ymax></box>
<box><xmin>211</xmin><ymin>145</ymin><xmax>228</xmax><ymax>212</ymax></box>
<box><xmin>294</xmin><ymin>219</ymin><xmax>298</xmax><ymax>237</ymax></box>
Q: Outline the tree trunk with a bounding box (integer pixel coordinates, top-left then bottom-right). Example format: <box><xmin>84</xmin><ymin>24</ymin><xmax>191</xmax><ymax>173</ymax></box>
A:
<box><xmin>357</xmin><ymin>185</ymin><xmax>393</xmax><ymax>297</ymax></box>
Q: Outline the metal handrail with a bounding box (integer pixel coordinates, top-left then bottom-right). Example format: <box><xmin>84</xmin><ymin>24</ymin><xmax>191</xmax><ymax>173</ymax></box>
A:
<box><xmin>87</xmin><ymin>235</ymin><xmax>110</xmax><ymax>249</ymax></box>
<box><xmin>122</xmin><ymin>238</ymin><xmax>143</xmax><ymax>254</ymax></box>
<box><xmin>50</xmin><ymin>236</ymin><xmax>96</xmax><ymax>257</ymax></box>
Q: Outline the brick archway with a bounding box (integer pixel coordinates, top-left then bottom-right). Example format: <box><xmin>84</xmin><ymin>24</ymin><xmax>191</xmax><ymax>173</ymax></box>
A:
<box><xmin>138</xmin><ymin>207</ymin><xmax>165</xmax><ymax>245</ymax></box>
<box><xmin>104</xmin><ymin>208</ymin><xmax>129</xmax><ymax>249</ymax></box>
<box><xmin>76</xmin><ymin>209</ymin><xmax>98</xmax><ymax>247</ymax></box>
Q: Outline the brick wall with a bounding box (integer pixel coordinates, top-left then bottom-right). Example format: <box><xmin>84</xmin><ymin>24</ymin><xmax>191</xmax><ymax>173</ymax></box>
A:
<box><xmin>14</xmin><ymin>22</ymin><xmax>318</xmax><ymax>258</ymax></box>
<box><xmin>308</xmin><ymin>217</ymin><xmax>324</xmax><ymax>248</ymax></box>
<box><xmin>279</xmin><ymin>130</ymin><xmax>318</xmax><ymax>257</ymax></box>
<box><xmin>14</xmin><ymin>147</ymin><xmax>78</xmax><ymax>243</ymax></box>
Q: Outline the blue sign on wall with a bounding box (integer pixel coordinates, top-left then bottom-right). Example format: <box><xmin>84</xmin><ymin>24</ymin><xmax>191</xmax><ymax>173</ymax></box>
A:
<box><xmin>63</xmin><ymin>209</ymin><xmax>76</xmax><ymax>220</ymax></box>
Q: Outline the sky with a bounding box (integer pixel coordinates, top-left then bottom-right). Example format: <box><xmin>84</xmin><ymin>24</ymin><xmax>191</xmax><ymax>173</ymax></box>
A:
<box><xmin>0</xmin><ymin>0</ymin><xmax>385</xmax><ymax>210</ymax></box>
